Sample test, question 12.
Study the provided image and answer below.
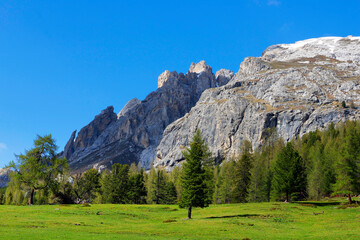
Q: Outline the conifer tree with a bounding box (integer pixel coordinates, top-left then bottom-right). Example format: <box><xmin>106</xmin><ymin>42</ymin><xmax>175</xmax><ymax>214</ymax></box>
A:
<box><xmin>333</xmin><ymin>121</ymin><xmax>360</xmax><ymax>203</ymax></box>
<box><xmin>272</xmin><ymin>142</ymin><xmax>306</xmax><ymax>202</ymax></box>
<box><xmin>128</xmin><ymin>169</ymin><xmax>147</xmax><ymax>204</ymax></box>
<box><xmin>8</xmin><ymin>135</ymin><xmax>68</xmax><ymax>205</ymax></box>
<box><xmin>102</xmin><ymin>163</ymin><xmax>130</xmax><ymax>203</ymax></box>
<box><xmin>152</xmin><ymin>170</ymin><xmax>168</xmax><ymax>204</ymax></box>
<box><xmin>233</xmin><ymin>140</ymin><xmax>253</xmax><ymax>203</ymax></box>
<box><xmin>73</xmin><ymin>168</ymin><xmax>100</xmax><ymax>203</ymax></box>
<box><xmin>179</xmin><ymin>129</ymin><xmax>213</xmax><ymax>219</ymax></box>
<box><xmin>164</xmin><ymin>181</ymin><xmax>177</xmax><ymax>204</ymax></box>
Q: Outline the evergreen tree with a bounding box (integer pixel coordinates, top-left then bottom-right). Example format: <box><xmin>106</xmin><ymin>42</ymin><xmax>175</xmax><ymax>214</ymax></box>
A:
<box><xmin>233</xmin><ymin>140</ymin><xmax>253</xmax><ymax>203</ymax></box>
<box><xmin>272</xmin><ymin>143</ymin><xmax>306</xmax><ymax>202</ymax></box>
<box><xmin>102</xmin><ymin>164</ymin><xmax>130</xmax><ymax>203</ymax></box>
<box><xmin>73</xmin><ymin>168</ymin><xmax>100</xmax><ymax>203</ymax></box>
<box><xmin>8</xmin><ymin>135</ymin><xmax>68</xmax><ymax>205</ymax></box>
<box><xmin>164</xmin><ymin>181</ymin><xmax>177</xmax><ymax>204</ymax></box>
<box><xmin>128</xmin><ymin>169</ymin><xmax>147</xmax><ymax>204</ymax></box>
<box><xmin>169</xmin><ymin>166</ymin><xmax>183</xmax><ymax>202</ymax></box>
<box><xmin>215</xmin><ymin>160</ymin><xmax>236</xmax><ymax>204</ymax></box>
<box><xmin>152</xmin><ymin>170</ymin><xmax>168</xmax><ymax>204</ymax></box>
<box><xmin>333</xmin><ymin>121</ymin><xmax>360</xmax><ymax>203</ymax></box>
<box><xmin>145</xmin><ymin>166</ymin><xmax>157</xmax><ymax>204</ymax></box>
<box><xmin>249</xmin><ymin>128</ymin><xmax>281</xmax><ymax>202</ymax></box>
<box><xmin>179</xmin><ymin>129</ymin><xmax>213</xmax><ymax>219</ymax></box>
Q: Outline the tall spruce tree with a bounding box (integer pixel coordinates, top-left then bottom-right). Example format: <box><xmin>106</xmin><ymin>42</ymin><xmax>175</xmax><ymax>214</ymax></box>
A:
<box><xmin>102</xmin><ymin>164</ymin><xmax>130</xmax><ymax>203</ymax></box>
<box><xmin>179</xmin><ymin>129</ymin><xmax>213</xmax><ymax>219</ymax></box>
<box><xmin>152</xmin><ymin>170</ymin><xmax>168</xmax><ymax>204</ymax></box>
<box><xmin>333</xmin><ymin>121</ymin><xmax>360</xmax><ymax>203</ymax></box>
<box><xmin>233</xmin><ymin>140</ymin><xmax>253</xmax><ymax>203</ymax></box>
<box><xmin>272</xmin><ymin>142</ymin><xmax>306</xmax><ymax>202</ymax></box>
<box><xmin>128</xmin><ymin>169</ymin><xmax>147</xmax><ymax>204</ymax></box>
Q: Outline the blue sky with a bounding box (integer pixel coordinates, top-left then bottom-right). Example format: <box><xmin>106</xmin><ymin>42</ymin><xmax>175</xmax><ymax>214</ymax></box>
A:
<box><xmin>0</xmin><ymin>0</ymin><xmax>359</xmax><ymax>168</ymax></box>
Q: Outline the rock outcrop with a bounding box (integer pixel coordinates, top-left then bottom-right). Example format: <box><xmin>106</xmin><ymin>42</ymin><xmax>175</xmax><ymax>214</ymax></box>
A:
<box><xmin>0</xmin><ymin>168</ymin><xmax>10</xmax><ymax>188</ymax></box>
<box><xmin>63</xmin><ymin>36</ymin><xmax>360</xmax><ymax>173</ymax></box>
<box><xmin>155</xmin><ymin>36</ymin><xmax>360</xmax><ymax>170</ymax></box>
<box><xmin>62</xmin><ymin>61</ymin><xmax>218</xmax><ymax>173</ymax></box>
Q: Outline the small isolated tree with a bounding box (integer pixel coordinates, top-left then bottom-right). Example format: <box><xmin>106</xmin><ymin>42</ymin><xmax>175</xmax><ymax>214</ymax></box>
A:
<box><xmin>179</xmin><ymin>129</ymin><xmax>213</xmax><ymax>219</ymax></box>
<box><xmin>8</xmin><ymin>135</ymin><xmax>68</xmax><ymax>205</ymax></box>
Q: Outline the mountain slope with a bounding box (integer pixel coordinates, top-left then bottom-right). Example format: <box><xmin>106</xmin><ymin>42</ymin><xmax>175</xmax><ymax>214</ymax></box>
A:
<box><xmin>62</xmin><ymin>61</ymin><xmax>233</xmax><ymax>173</ymax></box>
<box><xmin>155</xmin><ymin>36</ymin><xmax>360</xmax><ymax>170</ymax></box>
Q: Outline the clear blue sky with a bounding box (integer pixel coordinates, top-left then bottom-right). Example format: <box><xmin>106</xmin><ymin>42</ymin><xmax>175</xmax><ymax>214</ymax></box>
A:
<box><xmin>0</xmin><ymin>0</ymin><xmax>359</xmax><ymax>168</ymax></box>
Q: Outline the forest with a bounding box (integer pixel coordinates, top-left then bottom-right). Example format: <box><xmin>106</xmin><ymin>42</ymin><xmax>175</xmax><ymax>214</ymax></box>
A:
<box><xmin>1</xmin><ymin>120</ymin><xmax>360</xmax><ymax>206</ymax></box>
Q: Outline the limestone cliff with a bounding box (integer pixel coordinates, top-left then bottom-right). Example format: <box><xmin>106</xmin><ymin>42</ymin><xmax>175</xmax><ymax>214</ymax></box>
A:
<box><xmin>155</xmin><ymin>36</ymin><xmax>360</xmax><ymax>170</ymax></box>
<box><xmin>63</xmin><ymin>36</ymin><xmax>360</xmax><ymax>173</ymax></box>
<box><xmin>63</xmin><ymin>61</ymin><xmax>223</xmax><ymax>173</ymax></box>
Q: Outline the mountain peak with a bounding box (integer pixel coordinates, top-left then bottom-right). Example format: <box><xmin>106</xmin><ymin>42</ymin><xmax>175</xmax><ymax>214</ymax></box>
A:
<box><xmin>188</xmin><ymin>60</ymin><xmax>212</xmax><ymax>74</ymax></box>
<box><xmin>158</xmin><ymin>70</ymin><xmax>178</xmax><ymax>88</ymax></box>
<box><xmin>262</xmin><ymin>36</ymin><xmax>360</xmax><ymax>63</ymax></box>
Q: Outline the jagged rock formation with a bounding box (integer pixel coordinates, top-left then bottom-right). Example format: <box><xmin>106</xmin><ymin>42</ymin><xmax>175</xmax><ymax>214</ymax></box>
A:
<box><xmin>0</xmin><ymin>168</ymin><xmax>10</xmax><ymax>188</ymax></box>
<box><xmin>63</xmin><ymin>36</ymin><xmax>360</xmax><ymax>172</ymax></box>
<box><xmin>62</xmin><ymin>61</ymin><xmax>229</xmax><ymax>173</ymax></box>
<box><xmin>155</xmin><ymin>36</ymin><xmax>360</xmax><ymax>170</ymax></box>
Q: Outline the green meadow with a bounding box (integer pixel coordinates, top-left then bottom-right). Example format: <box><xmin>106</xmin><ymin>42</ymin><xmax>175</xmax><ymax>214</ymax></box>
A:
<box><xmin>0</xmin><ymin>199</ymin><xmax>359</xmax><ymax>240</ymax></box>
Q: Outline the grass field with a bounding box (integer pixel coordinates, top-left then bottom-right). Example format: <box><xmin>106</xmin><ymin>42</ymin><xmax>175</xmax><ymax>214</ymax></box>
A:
<box><xmin>0</xmin><ymin>199</ymin><xmax>359</xmax><ymax>239</ymax></box>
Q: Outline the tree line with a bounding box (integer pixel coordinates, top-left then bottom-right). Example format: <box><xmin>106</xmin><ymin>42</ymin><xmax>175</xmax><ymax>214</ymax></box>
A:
<box><xmin>2</xmin><ymin>120</ymin><xmax>360</xmax><ymax>208</ymax></box>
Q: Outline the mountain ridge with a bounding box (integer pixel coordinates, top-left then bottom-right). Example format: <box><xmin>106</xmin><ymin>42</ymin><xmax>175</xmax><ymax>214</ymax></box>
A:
<box><xmin>62</xmin><ymin>36</ymin><xmax>360</xmax><ymax>172</ymax></box>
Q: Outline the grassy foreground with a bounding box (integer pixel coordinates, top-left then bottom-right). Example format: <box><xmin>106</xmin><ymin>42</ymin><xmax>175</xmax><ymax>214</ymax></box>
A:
<box><xmin>0</xmin><ymin>199</ymin><xmax>359</xmax><ymax>239</ymax></box>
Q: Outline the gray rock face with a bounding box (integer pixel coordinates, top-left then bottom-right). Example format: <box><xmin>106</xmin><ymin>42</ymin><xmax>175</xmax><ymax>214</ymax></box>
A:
<box><xmin>216</xmin><ymin>69</ymin><xmax>234</xmax><ymax>86</ymax></box>
<box><xmin>63</xmin><ymin>61</ymin><xmax>217</xmax><ymax>173</ymax></box>
<box><xmin>64</xmin><ymin>36</ymin><xmax>360</xmax><ymax>173</ymax></box>
<box><xmin>155</xmin><ymin>36</ymin><xmax>360</xmax><ymax>170</ymax></box>
<box><xmin>117</xmin><ymin>98</ymin><xmax>141</xmax><ymax>118</ymax></box>
<box><xmin>0</xmin><ymin>168</ymin><xmax>10</xmax><ymax>188</ymax></box>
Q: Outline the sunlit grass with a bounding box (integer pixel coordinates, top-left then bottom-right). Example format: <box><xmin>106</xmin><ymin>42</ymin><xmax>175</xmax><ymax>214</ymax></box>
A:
<box><xmin>0</xmin><ymin>198</ymin><xmax>359</xmax><ymax>239</ymax></box>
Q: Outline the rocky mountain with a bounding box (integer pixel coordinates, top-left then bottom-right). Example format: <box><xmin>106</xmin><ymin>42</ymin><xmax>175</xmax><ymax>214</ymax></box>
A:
<box><xmin>63</xmin><ymin>36</ymin><xmax>360</xmax><ymax>173</ymax></box>
<box><xmin>0</xmin><ymin>168</ymin><xmax>10</xmax><ymax>188</ymax></box>
<box><xmin>155</xmin><ymin>36</ymin><xmax>360</xmax><ymax>170</ymax></box>
<box><xmin>62</xmin><ymin>61</ymin><xmax>233</xmax><ymax>173</ymax></box>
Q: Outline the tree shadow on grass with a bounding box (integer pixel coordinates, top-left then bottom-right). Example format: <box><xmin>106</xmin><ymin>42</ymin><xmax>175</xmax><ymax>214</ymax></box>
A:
<box><xmin>294</xmin><ymin>201</ymin><xmax>341</xmax><ymax>207</ymax></box>
<box><xmin>206</xmin><ymin>214</ymin><xmax>261</xmax><ymax>219</ymax></box>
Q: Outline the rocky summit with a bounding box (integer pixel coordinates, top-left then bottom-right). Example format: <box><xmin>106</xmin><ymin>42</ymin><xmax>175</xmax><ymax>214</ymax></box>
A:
<box><xmin>62</xmin><ymin>61</ymin><xmax>230</xmax><ymax>173</ymax></box>
<box><xmin>63</xmin><ymin>36</ymin><xmax>360</xmax><ymax>172</ymax></box>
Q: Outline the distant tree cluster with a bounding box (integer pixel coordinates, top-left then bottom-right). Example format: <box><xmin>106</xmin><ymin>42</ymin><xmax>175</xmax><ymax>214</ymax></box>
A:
<box><xmin>2</xmin><ymin>121</ymin><xmax>360</xmax><ymax>208</ymax></box>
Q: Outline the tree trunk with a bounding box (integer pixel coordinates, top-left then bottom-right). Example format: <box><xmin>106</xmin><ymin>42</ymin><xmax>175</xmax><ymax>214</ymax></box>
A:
<box><xmin>187</xmin><ymin>206</ymin><xmax>192</xmax><ymax>219</ymax></box>
<box><xmin>28</xmin><ymin>188</ymin><xmax>34</xmax><ymax>205</ymax></box>
<box><xmin>348</xmin><ymin>193</ymin><xmax>353</xmax><ymax>204</ymax></box>
<box><xmin>286</xmin><ymin>192</ymin><xmax>289</xmax><ymax>202</ymax></box>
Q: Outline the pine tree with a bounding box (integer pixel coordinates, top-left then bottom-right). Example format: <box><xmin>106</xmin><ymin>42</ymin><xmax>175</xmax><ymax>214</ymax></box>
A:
<box><xmin>272</xmin><ymin>142</ymin><xmax>306</xmax><ymax>202</ymax></box>
<box><xmin>179</xmin><ymin>129</ymin><xmax>213</xmax><ymax>219</ymax></box>
<box><xmin>128</xmin><ymin>169</ymin><xmax>147</xmax><ymax>204</ymax></box>
<box><xmin>152</xmin><ymin>170</ymin><xmax>168</xmax><ymax>204</ymax></box>
<box><xmin>215</xmin><ymin>160</ymin><xmax>236</xmax><ymax>204</ymax></box>
<box><xmin>169</xmin><ymin>166</ymin><xmax>183</xmax><ymax>202</ymax></box>
<box><xmin>164</xmin><ymin>181</ymin><xmax>177</xmax><ymax>204</ymax></box>
<box><xmin>333</xmin><ymin>121</ymin><xmax>360</xmax><ymax>203</ymax></box>
<box><xmin>72</xmin><ymin>168</ymin><xmax>100</xmax><ymax>203</ymax></box>
<box><xmin>233</xmin><ymin>140</ymin><xmax>253</xmax><ymax>203</ymax></box>
<box><xmin>102</xmin><ymin>164</ymin><xmax>130</xmax><ymax>203</ymax></box>
<box><xmin>145</xmin><ymin>166</ymin><xmax>157</xmax><ymax>204</ymax></box>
